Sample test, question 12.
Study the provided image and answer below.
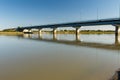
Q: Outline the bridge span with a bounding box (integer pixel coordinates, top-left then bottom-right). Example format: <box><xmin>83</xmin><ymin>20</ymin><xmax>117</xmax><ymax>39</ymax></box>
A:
<box><xmin>20</xmin><ymin>18</ymin><xmax>120</xmax><ymax>42</ymax></box>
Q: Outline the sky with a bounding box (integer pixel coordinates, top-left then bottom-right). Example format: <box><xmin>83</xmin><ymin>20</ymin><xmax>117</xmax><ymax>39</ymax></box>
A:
<box><xmin>0</xmin><ymin>0</ymin><xmax>120</xmax><ymax>30</ymax></box>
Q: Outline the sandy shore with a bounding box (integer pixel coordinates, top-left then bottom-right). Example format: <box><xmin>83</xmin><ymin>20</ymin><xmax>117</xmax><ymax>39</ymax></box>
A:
<box><xmin>0</xmin><ymin>32</ymin><xmax>23</xmax><ymax>36</ymax></box>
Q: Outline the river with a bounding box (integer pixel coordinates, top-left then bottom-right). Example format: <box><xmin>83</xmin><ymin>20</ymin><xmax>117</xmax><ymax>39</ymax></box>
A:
<box><xmin>0</xmin><ymin>33</ymin><xmax>120</xmax><ymax>80</ymax></box>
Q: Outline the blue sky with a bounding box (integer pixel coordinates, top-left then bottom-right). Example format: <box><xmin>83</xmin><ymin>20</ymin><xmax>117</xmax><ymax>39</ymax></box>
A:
<box><xmin>0</xmin><ymin>0</ymin><xmax>120</xmax><ymax>30</ymax></box>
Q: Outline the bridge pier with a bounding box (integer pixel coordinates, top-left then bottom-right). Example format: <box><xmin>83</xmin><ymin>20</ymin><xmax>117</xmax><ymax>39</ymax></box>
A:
<box><xmin>38</xmin><ymin>28</ymin><xmax>42</xmax><ymax>34</ymax></box>
<box><xmin>53</xmin><ymin>28</ymin><xmax>57</xmax><ymax>34</ymax></box>
<box><xmin>115</xmin><ymin>25</ymin><xmax>120</xmax><ymax>45</ymax></box>
<box><xmin>75</xmin><ymin>27</ymin><xmax>80</xmax><ymax>35</ymax></box>
<box><xmin>38</xmin><ymin>28</ymin><xmax>43</xmax><ymax>39</ymax></box>
<box><xmin>53</xmin><ymin>28</ymin><xmax>57</xmax><ymax>40</ymax></box>
<box><xmin>75</xmin><ymin>27</ymin><xmax>81</xmax><ymax>41</ymax></box>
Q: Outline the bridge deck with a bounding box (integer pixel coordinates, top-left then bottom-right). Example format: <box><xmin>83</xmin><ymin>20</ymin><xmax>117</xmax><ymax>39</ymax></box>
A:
<box><xmin>22</xmin><ymin>18</ymin><xmax>120</xmax><ymax>29</ymax></box>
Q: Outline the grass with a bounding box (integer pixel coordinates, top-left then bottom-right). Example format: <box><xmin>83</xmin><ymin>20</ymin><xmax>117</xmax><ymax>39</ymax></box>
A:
<box><xmin>0</xmin><ymin>30</ymin><xmax>115</xmax><ymax>35</ymax></box>
<box><xmin>41</xmin><ymin>30</ymin><xmax>115</xmax><ymax>34</ymax></box>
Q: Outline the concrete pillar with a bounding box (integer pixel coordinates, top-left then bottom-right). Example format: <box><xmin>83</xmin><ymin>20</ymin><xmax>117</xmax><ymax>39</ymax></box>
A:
<box><xmin>53</xmin><ymin>28</ymin><xmax>57</xmax><ymax>40</ymax></box>
<box><xmin>75</xmin><ymin>27</ymin><xmax>81</xmax><ymax>41</ymax></box>
<box><xmin>38</xmin><ymin>29</ymin><xmax>42</xmax><ymax>39</ymax></box>
<box><xmin>115</xmin><ymin>26</ymin><xmax>120</xmax><ymax>45</ymax></box>
<box><xmin>76</xmin><ymin>27</ymin><xmax>80</xmax><ymax>36</ymax></box>
<box><xmin>53</xmin><ymin>28</ymin><xmax>57</xmax><ymax>34</ymax></box>
<box><xmin>38</xmin><ymin>29</ymin><xmax>42</xmax><ymax>34</ymax></box>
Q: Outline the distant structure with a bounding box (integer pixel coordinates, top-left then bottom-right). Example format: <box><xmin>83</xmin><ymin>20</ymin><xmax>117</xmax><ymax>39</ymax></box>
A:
<box><xmin>23</xmin><ymin>29</ymin><xmax>33</xmax><ymax>34</ymax></box>
<box><xmin>16</xmin><ymin>18</ymin><xmax>120</xmax><ymax>44</ymax></box>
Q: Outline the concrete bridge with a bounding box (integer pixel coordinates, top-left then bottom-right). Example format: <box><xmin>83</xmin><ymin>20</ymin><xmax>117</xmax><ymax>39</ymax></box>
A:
<box><xmin>20</xmin><ymin>18</ymin><xmax>120</xmax><ymax>42</ymax></box>
<box><xmin>19</xmin><ymin>18</ymin><xmax>120</xmax><ymax>80</ymax></box>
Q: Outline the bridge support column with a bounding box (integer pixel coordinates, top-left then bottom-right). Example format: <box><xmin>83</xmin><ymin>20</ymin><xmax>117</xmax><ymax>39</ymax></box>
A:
<box><xmin>38</xmin><ymin>29</ymin><xmax>42</xmax><ymax>39</ymax></box>
<box><xmin>38</xmin><ymin>29</ymin><xmax>42</xmax><ymax>34</ymax></box>
<box><xmin>53</xmin><ymin>28</ymin><xmax>57</xmax><ymax>34</ymax></box>
<box><xmin>75</xmin><ymin>27</ymin><xmax>81</xmax><ymax>41</ymax></box>
<box><xmin>115</xmin><ymin>25</ymin><xmax>120</xmax><ymax>45</ymax></box>
<box><xmin>53</xmin><ymin>28</ymin><xmax>57</xmax><ymax>40</ymax></box>
<box><xmin>76</xmin><ymin>27</ymin><xmax>80</xmax><ymax>35</ymax></box>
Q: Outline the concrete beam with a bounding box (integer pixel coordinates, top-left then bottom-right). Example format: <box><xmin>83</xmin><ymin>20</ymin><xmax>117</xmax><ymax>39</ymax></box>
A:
<box><xmin>21</xmin><ymin>18</ymin><xmax>120</xmax><ymax>29</ymax></box>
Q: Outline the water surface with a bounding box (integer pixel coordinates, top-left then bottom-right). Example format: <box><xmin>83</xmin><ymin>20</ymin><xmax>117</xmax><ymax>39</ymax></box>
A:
<box><xmin>0</xmin><ymin>33</ymin><xmax>120</xmax><ymax>80</ymax></box>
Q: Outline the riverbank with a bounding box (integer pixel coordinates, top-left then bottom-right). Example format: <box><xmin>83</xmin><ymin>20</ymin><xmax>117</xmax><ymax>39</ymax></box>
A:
<box><xmin>0</xmin><ymin>32</ymin><xmax>23</xmax><ymax>36</ymax></box>
<box><xmin>0</xmin><ymin>30</ymin><xmax>115</xmax><ymax>35</ymax></box>
<box><xmin>43</xmin><ymin>30</ymin><xmax>115</xmax><ymax>34</ymax></box>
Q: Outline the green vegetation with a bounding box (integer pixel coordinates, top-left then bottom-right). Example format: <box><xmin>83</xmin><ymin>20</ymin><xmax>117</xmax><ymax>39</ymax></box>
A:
<box><xmin>1</xmin><ymin>27</ymin><xmax>24</xmax><ymax>32</ymax></box>
<box><xmin>2</xmin><ymin>28</ymin><xmax>17</xmax><ymax>32</ymax></box>
<box><xmin>16</xmin><ymin>27</ymin><xmax>24</xmax><ymax>32</ymax></box>
<box><xmin>80</xmin><ymin>30</ymin><xmax>114</xmax><ymax>34</ymax></box>
<box><xmin>44</xmin><ymin>30</ymin><xmax>115</xmax><ymax>34</ymax></box>
<box><xmin>0</xmin><ymin>28</ymin><xmax>115</xmax><ymax>34</ymax></box>
<box><xmin>0</xmin><ymin>27</ymin><xmax>23</xmax><ymax>35</ymax></box>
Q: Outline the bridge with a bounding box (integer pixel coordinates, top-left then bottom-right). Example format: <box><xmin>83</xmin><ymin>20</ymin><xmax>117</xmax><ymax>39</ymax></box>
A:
<box><xmin>19</xmin><ymin>18</ymin><xmax>120</xmax><ymax>80</ymax></box>
<box><xmin>20</xmin><ymin>18</ymin><xmax>120</xmax><ymax>43</ymax></box>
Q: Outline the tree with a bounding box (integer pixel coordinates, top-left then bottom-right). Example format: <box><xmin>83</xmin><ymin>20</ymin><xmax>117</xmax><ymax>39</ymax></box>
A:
<box><xmin>16</xmin><ymin>26</ymin><xmax>24</xmax><ymax>32</ymax></box>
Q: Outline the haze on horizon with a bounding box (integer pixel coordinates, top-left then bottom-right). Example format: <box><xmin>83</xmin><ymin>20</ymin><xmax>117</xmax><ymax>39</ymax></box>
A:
<box><xmin>0</xmin><ymin>0</ymin><xmax>119</xmax><ymax>30</ymax></box>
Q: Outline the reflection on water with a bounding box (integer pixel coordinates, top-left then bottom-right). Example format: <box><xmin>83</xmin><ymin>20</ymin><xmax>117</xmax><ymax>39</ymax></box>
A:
<box><xmin>0</xmin><ymin>33</ymin><xmax>120</xmax><ymax>80</ymax></box>
<box><xmin>22</xmin><ymin>33</ymin><xmax>120</xmax><ymax>50</ymax></box>
<box><xmin>23</xmin><ymin>33</ymin><xmax>116</xmax><ymax>44</ymax></box>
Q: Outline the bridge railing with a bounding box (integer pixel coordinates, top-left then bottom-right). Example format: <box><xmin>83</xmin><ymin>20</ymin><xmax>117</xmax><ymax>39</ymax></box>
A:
<box><xmin>21</xmin><ymin>18</ymin><xmax>120</xmax><ymax>29</ymax></box>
